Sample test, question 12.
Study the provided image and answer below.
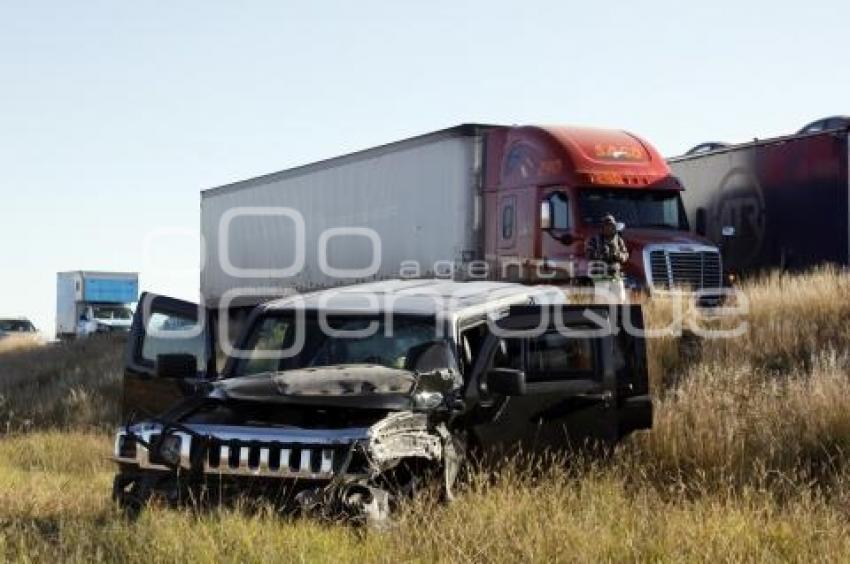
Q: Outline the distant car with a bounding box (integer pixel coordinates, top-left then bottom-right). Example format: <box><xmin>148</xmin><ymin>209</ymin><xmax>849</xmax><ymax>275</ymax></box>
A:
<box><xmin>0</xmin><ymin>317</ymin><xmax>38</xmax><ymax>339</ymax></box>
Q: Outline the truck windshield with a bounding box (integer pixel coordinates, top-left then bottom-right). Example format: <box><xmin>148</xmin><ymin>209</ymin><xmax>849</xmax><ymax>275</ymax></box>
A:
<box><xmin>92</xmin><ymin>305</ymin><xmax>133</xmax><ymax>320</ymax></box>
<box><xmin>234</xmin><ymin>314</ymin><xmax>449</xmax><ymax>377</ymax></box>
<box><xmin>579</xmin><ymin>189</ymin><xmax>687</xmax><ymax>230</ymax></box>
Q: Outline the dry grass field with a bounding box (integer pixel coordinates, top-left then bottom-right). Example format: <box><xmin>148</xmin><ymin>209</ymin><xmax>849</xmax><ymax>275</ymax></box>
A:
<box><xmin>0</xmin><ymin>268</ymin><xmax>849</xmax><ymax>562</ymax></box>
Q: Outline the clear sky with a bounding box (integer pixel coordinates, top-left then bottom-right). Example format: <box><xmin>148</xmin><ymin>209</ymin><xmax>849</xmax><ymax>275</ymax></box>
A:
<box><xmin>2</xmin><ymin>0</ymin><xmax>848</xmax><ymax>336</ymax></box>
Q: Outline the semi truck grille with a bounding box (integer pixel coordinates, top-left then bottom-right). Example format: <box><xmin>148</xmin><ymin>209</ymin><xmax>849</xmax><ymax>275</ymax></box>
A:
<box><xmin>647</xmin><ymin>249</ymin><xmax>722</xmax><ymax>291</ymax></box>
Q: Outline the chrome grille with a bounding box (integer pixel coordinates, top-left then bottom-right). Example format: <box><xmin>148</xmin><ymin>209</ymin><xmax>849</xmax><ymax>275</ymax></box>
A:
<box><xmin>646</xmin><ymin>248</ymin><xmax>722</xmax><ymax>291</ymax></box>
<box><xmin>203</xmin><ymin>439</ymin><xmax>343</xmax><ymax>477</ymax></box>
<box><xmin>116</xmin><ymin>429</ymin><xmax>359</xmax><ymax>479</ymax></box>
<box><xmin>649</xmin><ymin>251</ymin><xmax>669</xmax><ymax>289</ymax></box>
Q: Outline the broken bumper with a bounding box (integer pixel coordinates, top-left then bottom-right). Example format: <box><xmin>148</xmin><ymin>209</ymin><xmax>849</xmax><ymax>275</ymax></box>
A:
<box><xmin>113</xmin><ymin>423</ymin><xmax>372</xmax><ymax>480</ymax></box>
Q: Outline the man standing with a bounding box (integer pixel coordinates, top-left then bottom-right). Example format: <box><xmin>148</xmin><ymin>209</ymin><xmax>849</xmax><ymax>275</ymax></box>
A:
<box><xmin>585</xmin><ymin>214</ymin><xmax>629</xmax><ymax>302</ymax></box>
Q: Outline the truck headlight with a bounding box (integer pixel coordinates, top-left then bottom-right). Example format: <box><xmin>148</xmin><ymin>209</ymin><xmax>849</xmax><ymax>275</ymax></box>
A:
<box><xmin>158</xmin><ymin>435</ymin><xmax>182</xmax><ymax>466</ymax></box>
<box><xmin>623</xmin><ymin>275</ymin><xmax>641</xmax><ymax>290</ymax></box>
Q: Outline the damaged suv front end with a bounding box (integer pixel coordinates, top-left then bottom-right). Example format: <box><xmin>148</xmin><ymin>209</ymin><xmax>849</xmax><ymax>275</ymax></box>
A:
<box><xmin>114</xmin><ymin>406</ymin><xmax>460</xmax><ymax>524</ymax></box>
<box><xmin>114</xmin><ymin>313</ymin><xmax>466</xmax><ymax>523</ymax></box>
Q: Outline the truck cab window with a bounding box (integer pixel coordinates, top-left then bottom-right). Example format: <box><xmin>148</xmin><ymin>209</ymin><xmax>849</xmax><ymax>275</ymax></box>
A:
<box><xmin>548</xmin><ymin>192</ymin><xmax>570</xmax><ymax>230</ymax></box>
<box><xmin>579</xmin><ymin>188</ymin><xmax>687</xmax><ymax>230</ymax></box>
<box><xmin>92</xmin><ymin>304</ymin><xmax>133</xmax><ymax>320</ymax></box>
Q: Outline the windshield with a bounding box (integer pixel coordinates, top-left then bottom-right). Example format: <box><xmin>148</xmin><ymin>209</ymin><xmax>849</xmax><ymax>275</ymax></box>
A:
<box><xmin>234</xmin><ymin>314</ymin><xmax>449</xmax><ymax>378</ymax></box>
<box><xmin>579</xmin><ymin>189</ymin><xmax>688</xmax><ymax>230</ymax></box>
<box><xmin>0</xmin><ymin>320</ymin><xmax>35</xmax><ymax>332</ymax></box>
<box><xmin>92</xmin><ymin>305</ymin><xmax>132</xmax><ymax>320</ymax></box>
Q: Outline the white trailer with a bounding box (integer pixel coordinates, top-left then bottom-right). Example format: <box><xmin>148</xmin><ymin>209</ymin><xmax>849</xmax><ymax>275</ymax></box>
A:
<box><xmin>200</xmin><ymin>125</ymin><xmax>485</xmax><ymax>308</ymax></box>
<box><xmin>56</xmin><ymin>271</ymin><xmax>139</xmax><ymax>339</ymax></box>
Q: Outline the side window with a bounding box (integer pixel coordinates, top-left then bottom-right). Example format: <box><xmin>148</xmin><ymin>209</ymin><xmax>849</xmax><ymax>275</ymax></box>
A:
<box><xmin>459</xmin><ymin>323</ymin><xmax>489</xmax><ymax>375</ymax></box>
<box><xmin>501</xmin><ymin>200</ymin><xmax>515</xmax><ymax>240</ymax></box>
<box><xmin>524</xmin><ymin>331</ymin><xmax>595</xmax><ymax>382</ymax></box>
<box><xmin>548</xmin><ymin>192</ymin><xmax>570</xmax><ymax>230</ymax></box>
<box><xmin>492</xmin><ymin>338</ymin><xmax>523</xmax><ymax>371</ymax></box>
<box><xmin>141</xmin><ymin>311</ymin><xmax>207</xmax><ymax>371</ymax></box>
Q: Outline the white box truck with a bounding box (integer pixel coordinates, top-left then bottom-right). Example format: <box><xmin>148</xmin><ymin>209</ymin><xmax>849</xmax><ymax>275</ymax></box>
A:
<box><xmin>56</xmin><ymin>271</ymin><xmax>139</xmax><ymax>339</ymax></box>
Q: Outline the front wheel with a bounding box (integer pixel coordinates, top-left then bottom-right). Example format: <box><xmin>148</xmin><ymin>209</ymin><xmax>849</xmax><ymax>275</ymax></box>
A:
<box><xmin>113</xmin><ymin>474</ymin><xmax>154</xmax><ymax>519</ymax></box>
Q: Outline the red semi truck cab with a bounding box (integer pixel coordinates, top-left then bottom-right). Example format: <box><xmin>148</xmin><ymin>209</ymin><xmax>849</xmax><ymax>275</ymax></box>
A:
<box><xmin>483</xmin><ymin>125</ymin><xmax>722</xmax><ymax>292</ymax></box>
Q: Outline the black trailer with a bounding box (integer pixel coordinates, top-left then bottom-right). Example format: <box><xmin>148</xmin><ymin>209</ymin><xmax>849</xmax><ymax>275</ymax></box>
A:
<box><xmin>668</xmin><ymin>117</ymin><xmax>850</xmax><ymax>275</ymax></box>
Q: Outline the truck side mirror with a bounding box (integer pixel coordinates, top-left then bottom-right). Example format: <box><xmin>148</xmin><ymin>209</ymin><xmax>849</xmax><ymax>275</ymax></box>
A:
<box><xmin>487</xmin><ymin>368</ymin><xmax>526</xmax><ymax>396</ymax></box>
<box><xmin>556</xmin><ymin>232</ymin><xmax>575</xmax><ymax>244</ymax></box>
<box><xmin>540</xmin><ymin>201</ymin><xmax>552</xmax><ymax>230</ymax></box>
<box><xmin>156</xmin><ymin>353</ymin><xmax>198</xmax><ymax>379</ymax></box>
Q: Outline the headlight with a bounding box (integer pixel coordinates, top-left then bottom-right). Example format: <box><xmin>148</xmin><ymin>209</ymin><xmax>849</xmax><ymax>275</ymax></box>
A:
<box><xmin>116</xmin><ymin>435</ymin><xmax>137</xmax><ymax>459</ymax></box>
<box><xmin>158</xmin><ymin>435</ymin><xmax>182</xmax><ymax>466</ymax></box>
<box><xmin>413</xmin><ymin>390</ymin><xmax>443</xmax><ymax>410</ymax></box>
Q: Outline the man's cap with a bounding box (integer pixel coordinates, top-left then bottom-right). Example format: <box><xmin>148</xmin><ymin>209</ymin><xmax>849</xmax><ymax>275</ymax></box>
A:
<box><xmin>601</xmin><ymin>214</ymin><xmax>616</xmax><ymax>225</ymax></box>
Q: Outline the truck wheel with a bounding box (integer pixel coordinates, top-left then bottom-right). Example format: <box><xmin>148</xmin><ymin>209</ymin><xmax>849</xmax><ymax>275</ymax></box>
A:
<box><xmin>113</xmin><ymin>475</ymin><xmax>153</xmax><ymax>520</ymax></box>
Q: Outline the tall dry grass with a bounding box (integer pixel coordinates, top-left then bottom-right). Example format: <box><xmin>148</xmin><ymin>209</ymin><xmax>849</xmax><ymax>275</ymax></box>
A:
<box><xmin>0</xmin><ymin>336</ymin><xmax>123</xmax><ymax>431</ymax></box>
<box><xmin>645</xmin><ymin>265</ymin><xmax>850</xmax><ymax>384</ymax></box>
<box><xmin>0</xmin><ymin>435</ymin><xmax>846</xmax><ymax>562</ymax></box>
<box><xmin>0</xmin><ymin>334</ymin><xmax>44</xmax><ymax>355</ymax></box>
<box><xmin>0</xmin><ymin>269</ymin><xmax>848</xmax><ymax>561</ymax></box>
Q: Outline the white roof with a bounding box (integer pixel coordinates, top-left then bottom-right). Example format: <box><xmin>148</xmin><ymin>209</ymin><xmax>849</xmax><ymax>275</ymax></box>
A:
<box><xmin>261</xmin><ymin>279</ymin><xmax>566</xmax><ymax>319</ymax></box>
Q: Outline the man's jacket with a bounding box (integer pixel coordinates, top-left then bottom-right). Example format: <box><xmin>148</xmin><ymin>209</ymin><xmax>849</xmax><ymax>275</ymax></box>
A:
<box><xmin>585</xmin><ymin>233</ymin><xmax>629</xmax><ymax>278</ymax></box>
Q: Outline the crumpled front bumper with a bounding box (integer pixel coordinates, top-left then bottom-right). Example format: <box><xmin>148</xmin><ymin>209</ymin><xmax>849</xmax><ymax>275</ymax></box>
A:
<box><xmin>112</xmin><ymin>412</ymin><xmax>445</xmax><ymax>481</ymax></box>
<box><xmin>113</xmin><ymin>423</ymin><xmax>372</xmax><ymax>480</ymax></box>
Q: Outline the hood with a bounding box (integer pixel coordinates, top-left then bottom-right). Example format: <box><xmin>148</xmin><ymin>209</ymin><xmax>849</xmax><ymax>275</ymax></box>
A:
<box><xmin>620</xmin><ymin>227</ymin><xmax>715</xmax><ymax>248</ymax></box>
<box><xmin>214</xmin><ymin>364</ymin><xmax>420</xmax><ymax>410</ymax></box>
<box><xmin>274</xmin><ymin>364</ymin><xmax>416</xmax><ymax>396</ymax></box>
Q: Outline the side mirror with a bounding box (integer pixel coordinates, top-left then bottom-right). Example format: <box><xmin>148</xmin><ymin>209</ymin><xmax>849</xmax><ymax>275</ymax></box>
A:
<box><xmin>487</xmin><ymin>368</ymin><xmax>526</xmax><ymax>396</ymax></box>
<box><xmin>540</xmin><ymin>200</ymin><xmax>552</xmax><ymax>230</ymax></box>
<box><xmin>406</xmin><ymin>340</ymin><xmax>452</xmax><ymax>372</ymax></box>
<box><xmin>556</xmin><ymin>232</ymin><xmax>575</xmax><ymax>244</ymax></box>
<box><xmin>156</xmin><ymin>353</ymin><xmax>198</xmax><ymax>379</ymax></box>
<box><xmin>721</xmin><ymin>226</ymin><xmax>736</xmax><ymax>237</ymax></box>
